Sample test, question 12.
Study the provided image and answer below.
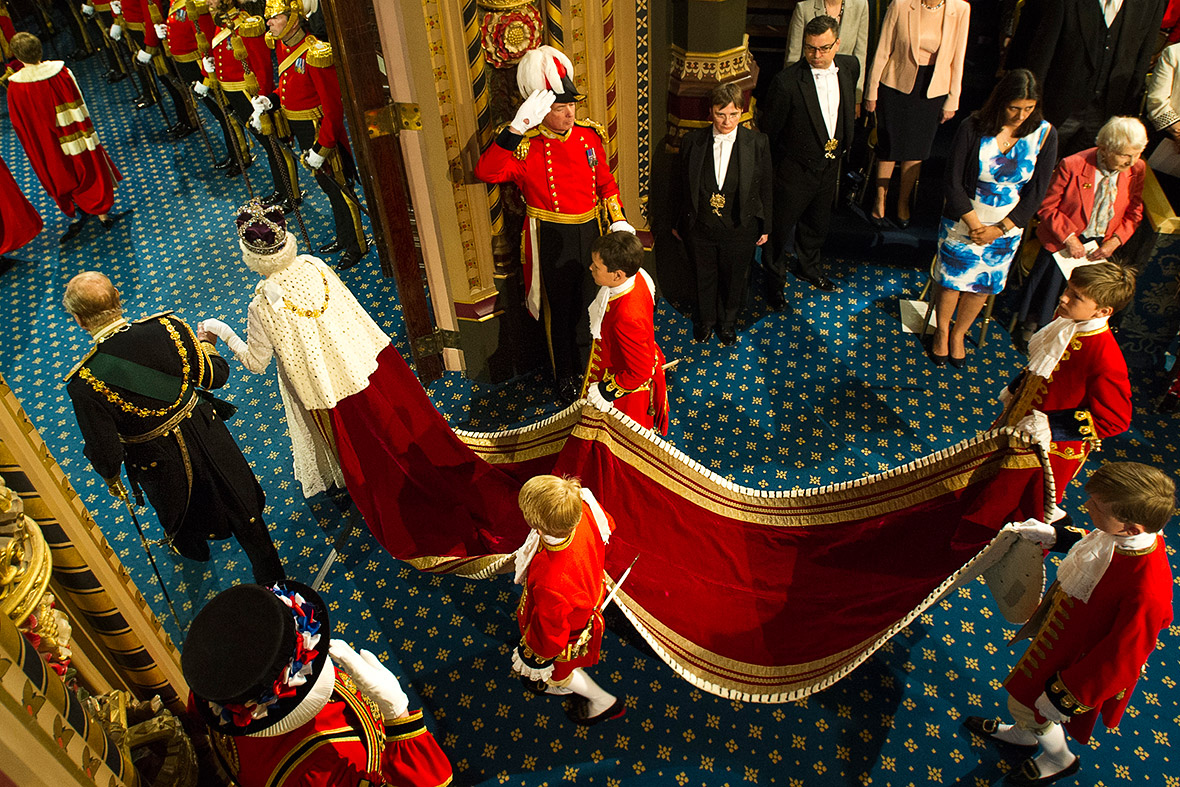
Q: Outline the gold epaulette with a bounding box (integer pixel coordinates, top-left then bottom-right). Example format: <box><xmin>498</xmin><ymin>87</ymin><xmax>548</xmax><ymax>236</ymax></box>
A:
<box><xmin>64</xmin><ymin>347</ymin><xmax>98</xmax><ymax>382</ymax></box>
<box><xmin>188</xmin><ymin>0</ymin><xmax>209</xmax><ymax>15</ymax></box>
<box><xmin>264</xmin><ymin>31</ymin><xmax>275</xmax><ymax>49</ymax></box>
<box><xmin>237</xmin><ymin>14</ymin><xmax>265</xmax><ymax>37</ymax></box>
<box><xmin>576</xmin><ymin>117</ymin><xmax>609</xmax><ymax>144</ymax></box>
<box><xmin>133</xmin><ymin>310</ymin><xmax>175</xmax><ymax>324</ymax></box>
<box><xmin>306</xmin><ymin>37</ymin><xmax>333</xmax><ymax>68</ymax></box>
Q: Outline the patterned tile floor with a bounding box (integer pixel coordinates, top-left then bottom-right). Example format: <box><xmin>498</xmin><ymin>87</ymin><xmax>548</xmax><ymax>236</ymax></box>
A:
<box><xmin>2</xmin><ymin>42</ymin><xmax>1180</xmax><ymax>787</ymax></box>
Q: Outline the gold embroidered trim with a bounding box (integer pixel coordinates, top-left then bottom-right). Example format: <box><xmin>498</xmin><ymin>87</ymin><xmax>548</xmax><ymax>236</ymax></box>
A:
<box><xmin>78</xmin><ymin>318</ymin><xmax>192</xmax><ymax>417</ymax></box>
<box><xmin>119</xmin><ymin>395</ymin><xmax>198</xmax><ymax>444</ymax></box>
<box><xmin>524</xmin><ymin>205</ymin><xmax>598</xmax><ymax>224</ymax></box>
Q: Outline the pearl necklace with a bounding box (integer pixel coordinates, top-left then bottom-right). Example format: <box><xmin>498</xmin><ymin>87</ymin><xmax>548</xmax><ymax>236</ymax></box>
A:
<box><xmin>922</xmin><ymin>0</ymin><xmax>946</xmax><ymax>9</ymax></box>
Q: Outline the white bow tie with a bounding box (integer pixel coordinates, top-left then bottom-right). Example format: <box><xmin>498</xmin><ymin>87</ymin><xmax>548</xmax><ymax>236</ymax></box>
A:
<box><xmin>713</xmin><ymin>131</ymin><xmax>737</xmax><ymax>144</ymax></box>
<box><xmin>812</xmin><ymin>66</ymin><xmax>838</xmax><ymax>78</ymax></box>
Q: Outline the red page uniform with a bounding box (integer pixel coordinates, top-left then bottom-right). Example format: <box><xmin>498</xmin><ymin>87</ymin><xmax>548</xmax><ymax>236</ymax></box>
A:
<box><xmin>267</xmin><ymin>3</ymin><xmax>366</xmax><ymax>264</ymax></box>
<box><xmin>584</xmin><ymin>272</ymin><xmax>669</xmax><ymax>434</ymax></box>
<box><xmin>1004</xmin><ymin>534</ymin><xmax>1173</xmax><ymax>743</ymax></box>
<box><xmin>517</xmin><ymin>499</ymin><xmax>616</xmax><ymax>682</ymax></box>
<box><xmin>209</xmin><ymin>669</ymin><xmax>453</xmax><ymax>787</ymax></box>
<box><xmin>1008</xmin><ymin>325</ymin><xmax>1132</xmax><ymax>502</ymax></box>
<box><xmin>6</xmin><ymin>61</ymin><xmax>122</xmax><ymax>217</ymax></box>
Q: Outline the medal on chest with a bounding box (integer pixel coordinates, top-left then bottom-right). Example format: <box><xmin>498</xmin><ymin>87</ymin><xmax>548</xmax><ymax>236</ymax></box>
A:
<box><xmin>710</xmin><ymin>192</ymin><xmax>726</xmax><ymax>216</ymax></box>
<box><xmin>585</xmin><ymin>147</ymin><xmax>598</xmax><ymax>168</ymax></box>
<box><xmin>824</xmin><ymin>138</ymin><xmax>838</xmax><ymax>159</ymax></box>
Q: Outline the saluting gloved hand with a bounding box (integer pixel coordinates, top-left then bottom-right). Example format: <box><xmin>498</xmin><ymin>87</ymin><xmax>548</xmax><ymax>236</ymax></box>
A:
<box><xmin>328</xmin><ymin>640</ymin><xmax>410</xmax><ymax>719</ymax></box>
<box><xmin>155</xmin><ymin>23</ymin><xmax>168</xmax><ymax>40</ymax></box>
<box><xmin>109</xmin><ymin>23</ymin><xmax>122</xmax><ymax>40</ymax></box>
<box><xmin>1035</xmin><ymin>692</ymin><xmax>1068</xmax><ymax>723</ymax></box>
<box><xmin>81</xmin><ymin>4</ymin><xmax>95</xmax><ymax>17</ymax></box>
<box><xmin>510</xmin><ymin>89</ymin><xmax>556</xmax><ymax>134</ymax></box>
<box><xmin>135</xmin><ymin>50</ymin><xmax>152</xmax><ymax>65</ymax></box>
<box><xmin>110</xmin><ymin>0</ymin><xmax>122</xmax><ymax>14</ymax></box>
<box><xmin>201</xmin><ymin>55</ymin><xmax>215</xmax><ymax>75</ymax></box>
<box><xmin>304</xmin><ymin>149</ymin><xmax>326</xmax><ymax>170</ymax></box>
<box><xmin>608</xmin><ymin>220</ymin><xmax>637</xmax><ymax>235</ymax></box>
<box><xmin>1004</xmin><ymin>518</ymin><xmax>1056</xmax><ymax>549</ymax></box>
<box><xmin>193</xmin><ymin>81</ymin><xmax>210</xmax><ymax>97</ymax></box>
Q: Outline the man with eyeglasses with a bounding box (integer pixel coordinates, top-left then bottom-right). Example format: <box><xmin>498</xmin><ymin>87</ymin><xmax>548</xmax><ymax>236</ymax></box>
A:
<box><xmin>760</xmin><ymin>14</ymin><xmax>859</xmax><ymax>300</ymax></box>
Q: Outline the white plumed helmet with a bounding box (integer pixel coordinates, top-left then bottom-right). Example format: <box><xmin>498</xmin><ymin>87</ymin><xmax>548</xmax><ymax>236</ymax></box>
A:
<box><xmin>516</xmin><ymin>45</ymin><xmax>584</xmax><ymax>103</ymax></box>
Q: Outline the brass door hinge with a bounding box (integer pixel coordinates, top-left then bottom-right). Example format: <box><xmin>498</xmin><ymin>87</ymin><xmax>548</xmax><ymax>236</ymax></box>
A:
<box><xmin>365</xmin><ymin>102</ymin><xmax>422</xmax><ymax>138</ymax></box>
<box><xmin>413</xmin><ymin>328</ymin><xmax>461</xmax><ymax>358</ymax></box>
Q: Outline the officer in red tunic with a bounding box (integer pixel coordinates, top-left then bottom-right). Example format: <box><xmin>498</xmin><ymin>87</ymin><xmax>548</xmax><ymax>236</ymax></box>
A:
<box><xmin>1000</xmin><ymin>263</ymin><xmax>1133</xmax><ymax>514</ymax></box>
<box><xmin>964</xmin><ymin>462</ymin><xmax>1174</xmax><ymax>786</ymax></box>
<box><xmin>258</xmin><ymin>0</ymin><xmax>368</xmax><ymax>270</ymax></box>
<box><xmin>79</xmin><ymin>2</ymin><xmax>130</xmax><ymax>84</ymax></box>
<box><xmin>583</xmin><ymin>231</ymin><xmax>669</xmax><ymax>434</ymax></box>
<box><xmin>474</xmin><ymin>45</ymin><xmax>635</xmax><ymax>402</ymax></box>
<box><xmin>134</xmin><ymin>0</ymin><xmax>200</xmax><ymax>135</ymax></box>
<box><xmin>184</xmin><ymin>581</ymin><xmax>453</xmax><ymax>787</ymax></box>
<box><xmin>206</xmin><ymin>0</ymin><xmax>299</xmax><ymax>210</ymax></box>
<box><xmin>162</xmin><ymin>0</ymin><xmax>248</xmax><ymax>175</ymax></box>
<box><xmin>511</xmin><ymin>475</ymin><xmax>627</xmax><ymax>726</ymax></box>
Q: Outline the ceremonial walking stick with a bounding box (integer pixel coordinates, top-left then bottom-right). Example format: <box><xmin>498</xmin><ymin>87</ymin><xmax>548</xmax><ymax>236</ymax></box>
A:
<box><xmin>119</xmin><ymin>491</ymin><xmax>185</xmax><ymax>633</ymax></box>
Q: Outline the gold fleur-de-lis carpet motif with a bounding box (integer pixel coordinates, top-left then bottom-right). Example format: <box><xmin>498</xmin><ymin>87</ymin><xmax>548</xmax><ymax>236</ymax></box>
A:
<box><xmin>2</xmin><ymin>25</ymin><xmax>1179</xmax><ymax>787</ymax></box>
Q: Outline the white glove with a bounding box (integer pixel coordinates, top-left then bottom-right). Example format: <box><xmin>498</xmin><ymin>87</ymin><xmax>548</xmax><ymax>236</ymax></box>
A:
<box><xmin>155</xmin><ymin>23</ymin><xmax>168</xmax><ymax>40</ymax></box>
<box><xmin>250</xmin><ymin>94</ymin><xmax>273</xmax><ymax>113</ymax></box>
<box><xmin>135</xmin><ymin>49</ymin><xmax>152</xmax><ymax>65</ymax></box>
<box><xmin>197</xmin><ymin>318</ymin><xmax>247</xmax><ymax>355</ymax></box>
<box><xmin>109</xmin><ymin>24</ymin><xmax>122</xmax><ymax>40</ymax></box>
<box><xmin>81</xmin><ymin>4</ymin><xmax>95</xmax><ymax>17</ymax></box>
<box><xmin>201</xmin><ymin>55</ymin><xmax>215</xmax><ymax>75</ymax></box>
<box><xmin>586</xmin><ymin>382</ymin><xmax>614</xmax><ymax>413</ymax></box>
<box><xmin>510</xmin><ymin>646</ymin><xmax>555</xmax><ymax>683</ymax></box>
<box><xmin>608</xmin><ymin>220</ymin><xmax>637</xmax><ymax>235</ymax></box>
<box><xmin>110</xmin><ymin>0</ymin><xmax>122</xmax><ymax>14</ymax></box>
<box><xmin>329</xmin><ymin>640</ymin><xmax>410</xmax><ymax>719</ymax></box>
<box><xmin>1005</xmin><ymin>518</ymin><xmax>1056</xmax><ymax>549</ymax></box>
<box><xmin>304</xmin><ymin>149</ymin><xmax>325</xmax><ymax>169</ymax></box>
<box><xmin>1014</xmin><ymin>409</ymin><xmax>1052</xmax><ymax>452</ymax></box>
<box><xmin>193</xmin><ymin>81</ymin><xmax>209</xmax><ymax>97</ymax></box>
<box><xmin>510</xmin><ymin>89</ymin><xmax>556</xmax><ymax>134</ymax></box>
<box><xmin>249</xmin><ymin>110</ymin><xmax>263</xmax><ymax>132</ymax></box>
<box><xmin>1035</xmin><ymin>692</ymin><xmax>1068</xmax><ymax>723</ymax></box>
<box><xmin>997</xmin><ymin>385</ymin><xmax>1013</xmax><ymax>406</ymax></box>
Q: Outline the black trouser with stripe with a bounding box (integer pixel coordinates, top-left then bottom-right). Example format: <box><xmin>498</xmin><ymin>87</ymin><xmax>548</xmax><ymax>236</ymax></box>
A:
<box><xmin>223</xmin><ymin>89</ymin><xmax>300</xmax><ymax>204</ymax></box>
<box><xmin>174</xmin><ymin>59</ymin><xmax>242</xmax><ymax>163</ymax></box>
<box><xmin>288</xmin><ymin>117</ymin><xmax>366</xmax><ymax>256</ymax></box>
<box><xmin>127</xmin><ymin>29</ymin><xmax>196</xmax><ymax>128</ymax></box>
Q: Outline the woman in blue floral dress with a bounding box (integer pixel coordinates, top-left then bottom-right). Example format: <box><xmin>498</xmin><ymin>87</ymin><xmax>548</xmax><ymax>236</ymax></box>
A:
<box><xmin>930</xmin><ymin>70</ymin><xmax>1057</xmax><ymax>367</ymax></box>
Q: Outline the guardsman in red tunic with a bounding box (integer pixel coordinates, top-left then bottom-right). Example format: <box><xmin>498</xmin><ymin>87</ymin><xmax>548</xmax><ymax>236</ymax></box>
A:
<box><xmin>134</xmin><ymin>0</ymin><xmax>200</xmax><ymax>135</ymax></box>
<box><xmin>184</xmin><ymin>581</ymin><xmax>454</xmax><ymax>787</ymax></box>
<box><xmin>474</xmin><ymin>45</ymin><xmax>636</xmax><ymax>403</ymax></box>
<box><xmin>1000</xmin><ymin>262</ymin><xmax>1134</xmax><ymax>515</ymax></box>
<box><xmin>511</xmin><ymin>475</ymin><xmax>627</xmax><ymax>726</ymax></box>
<box><xmin>79</xmin><ymin>2</ymin><xmax>130</xmax><ymax>84</ymax></box>
<box><xmin>964</xmin><ymin>462</ymin><xmax>1174</xmax><ymax>787</ymax></box>
<box><xmin>205</xmin><ymin>0</ymin><xmax>299</xmax><ymax>209</ymax></box>
<box><xmin>260</xmin><ymin>0</ymin><xmax>368</xmax><ymax>270</ymax></box>
<box><xmin>583</xmin><ymin>232</ymin><xmax>669</xmax><ymax>434</ymax></box>
<box><xmin>162</xmin><ymin>0</ymin><xmax>249</xmax><ymax>175</ymax></box>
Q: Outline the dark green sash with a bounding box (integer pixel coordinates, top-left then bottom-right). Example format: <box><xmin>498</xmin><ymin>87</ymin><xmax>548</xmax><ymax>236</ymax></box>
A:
<box><xmin>86</xmin><ymin>352</ymin><xmax>238</xmax><ymax>421</ymax></box>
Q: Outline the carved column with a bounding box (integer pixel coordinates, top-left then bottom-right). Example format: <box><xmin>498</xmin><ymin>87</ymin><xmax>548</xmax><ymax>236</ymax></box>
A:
<box><xmin>666</xmin><ymin>0</ymin><xmax>758</xmax><ymax>152</ymax></box>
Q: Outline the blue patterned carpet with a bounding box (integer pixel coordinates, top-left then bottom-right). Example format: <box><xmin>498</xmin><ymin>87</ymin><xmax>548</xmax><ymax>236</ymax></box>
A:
<box><xmin>3</xmin><ymin>41</ymin><xmax>1180</xmax><ymax>787</ymax></box>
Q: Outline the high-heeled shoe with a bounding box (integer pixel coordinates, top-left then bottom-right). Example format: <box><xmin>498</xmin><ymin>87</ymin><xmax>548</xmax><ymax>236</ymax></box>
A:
<box><xmin>869</xmin><ymin>214</ymin><xmax>890</xmax><ymax>229</ymax></box>
<box><xmin>948</xmin><ymin>354</ymin><xmax>965</xmax><ymax>369</ymax></box>
<box><xmin>926</xmin><ymin>339</ymin><xmax>948</xmax><ymax>367</ymax></box>
<box><xmin>896</xmin><ymin>216</ymin><xmax>911</xmax><ymax>229</ymax></box>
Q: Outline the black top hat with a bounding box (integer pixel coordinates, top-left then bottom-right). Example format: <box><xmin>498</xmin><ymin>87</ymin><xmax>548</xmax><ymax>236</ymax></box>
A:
<box><xmin>182</xmin><ymin>580</ymin><xmax>330</xmax><ymax>736</ymax></box>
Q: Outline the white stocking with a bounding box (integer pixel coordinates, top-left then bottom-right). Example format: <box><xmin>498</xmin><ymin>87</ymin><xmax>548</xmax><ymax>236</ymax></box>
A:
<box><xmin>1032</xmin><ymin>723</ymin><xmax>1075</xmax><ymax>774</ymax></box>
<box><xmin>992</xmin><ymin>723</ymin><xmax>1038</xmax><ymax>746</ymax></box>
<box><xmin>564</xmin><ymin>668</ymin><xmax>615</xmax><ymax>716</ymax></box>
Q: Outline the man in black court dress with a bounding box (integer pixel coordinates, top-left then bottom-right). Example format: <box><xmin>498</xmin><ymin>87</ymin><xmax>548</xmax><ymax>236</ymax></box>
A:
<box><xmin>760</xmin><ymin>14</ymin><xmax>858</xmax><ymax>301</ymax></box>
<box><xmin>63</xmin><ymin>271</ymin><xmax>285</xmax><ymax>584</ymax></box>
<box><xmin>674</xmin><ymin>82</ymin><xmax>772</xmax><ymax>345</ymax></box>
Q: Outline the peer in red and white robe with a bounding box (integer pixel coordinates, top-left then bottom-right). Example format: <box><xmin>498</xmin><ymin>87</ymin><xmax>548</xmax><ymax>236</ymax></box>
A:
<box><xmin>583</xmin><ymin>267</ymin><xmax>669</xmax><ymax>434</ymax></box>
<box><xmin>0</xmin><ymin>153</ymin><xmax>42</xmax><ymax>255</ymax></box>
<box><xmin>1002</xmin><ymin>315</ymin><xmax>1131</xmax><ymax>507</ymax></box>
<box><xmin>6</xmin><ymin>55</ymin><xmax>121</xmax><ymax>223</ymax></box>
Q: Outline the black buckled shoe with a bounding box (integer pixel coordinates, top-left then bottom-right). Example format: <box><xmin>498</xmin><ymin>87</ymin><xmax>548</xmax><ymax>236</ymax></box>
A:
<box><xmin>167</xmin><ymin>122</ymin><xmax>196</xmax><ymax>139</ymax></box>
<box><xmin>337</xmin><ymin>247</ymin><xmax>366</xmax><ymax>271</ymax></box>
<box><xmin>962</xmin><ymin>716</ymin><xmax>1038</xmax><ymax>756</ymax></box>
<box><xmin>693</xmin><ymin>324</ymin><xmax>714</xmax><ymax>343</ymax></box>
<box><xmin>718</xmin><ymin>325</ymin><xmax>738</xmax><ymax>346</ymax></box>
<box><xmin>318</xmin><ymin>239</ymin><xmax>343</xmax><ymax>255</ymax></box>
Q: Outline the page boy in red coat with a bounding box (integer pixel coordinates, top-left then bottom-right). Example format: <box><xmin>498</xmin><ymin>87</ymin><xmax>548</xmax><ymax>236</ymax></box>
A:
<box><xmin>965</xmin><ymin>461</ymin><xmax>1175</xmax><ymax>786</ymax></box>
<box><xmin>1001</xmin><ymin>261</ymin><xmax>1134</xmax><ymax>517</ymax></box>
<box><xmin>583</xmin><ymin>231</ymin><xmax>669</xmax><ymax>434</ymax></box>
<box><xmin>510</xmin><ymin>475</ymin><xmax>626</xmax><ymax>726</ymax></box>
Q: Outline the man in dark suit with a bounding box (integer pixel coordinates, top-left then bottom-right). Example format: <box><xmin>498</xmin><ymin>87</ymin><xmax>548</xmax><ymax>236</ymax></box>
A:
<box><xmin>673</xmin><ymin>83</ymin><xmax>773</xmax><ymax>345</ymax></box>
<box><xmin>760</xmin><ymin>14</ymin><xmax>858</xmax><ymax>301</ymax></box>
<box><xmin>1022</xmin><ymin>0</ymin><xmax>1166</xmax><ymax>157</ymax></box>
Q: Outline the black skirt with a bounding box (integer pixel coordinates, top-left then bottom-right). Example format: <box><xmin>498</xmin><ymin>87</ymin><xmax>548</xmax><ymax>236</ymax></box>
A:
<box><xmin>876</xmin><ymin>64</ymin><xmax>945</xmax><ymax>162</ymax></box>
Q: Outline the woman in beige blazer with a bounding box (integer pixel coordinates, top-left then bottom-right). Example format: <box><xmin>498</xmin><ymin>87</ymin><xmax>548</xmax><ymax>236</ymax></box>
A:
<box><xmin>784</xmin><ymin>0</ymin><xmax>870</xmax><ymax>102</ymax></box>
<box><xmin>1146</xmin><ymin>43</ymin><xmax>1180</xmax><ymax>142</ymax></box>
<box><xmin>864</xmin><ymin>0</ymin><xmax>971</xmax><ymax>227</ymax></box>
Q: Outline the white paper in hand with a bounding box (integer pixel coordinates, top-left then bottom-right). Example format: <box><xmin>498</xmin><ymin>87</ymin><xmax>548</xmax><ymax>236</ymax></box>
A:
<box><xmin>1052</xmin><ymin>240</ymin><xmax>1099</xmax><ymax>279</ymax></box>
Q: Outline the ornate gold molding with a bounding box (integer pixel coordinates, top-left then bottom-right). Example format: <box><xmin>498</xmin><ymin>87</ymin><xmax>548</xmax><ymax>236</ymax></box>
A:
<box><xmin>668</xmin><ymin>35</ymin><xmax>754</xmax><ymax>83</ymax></box>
